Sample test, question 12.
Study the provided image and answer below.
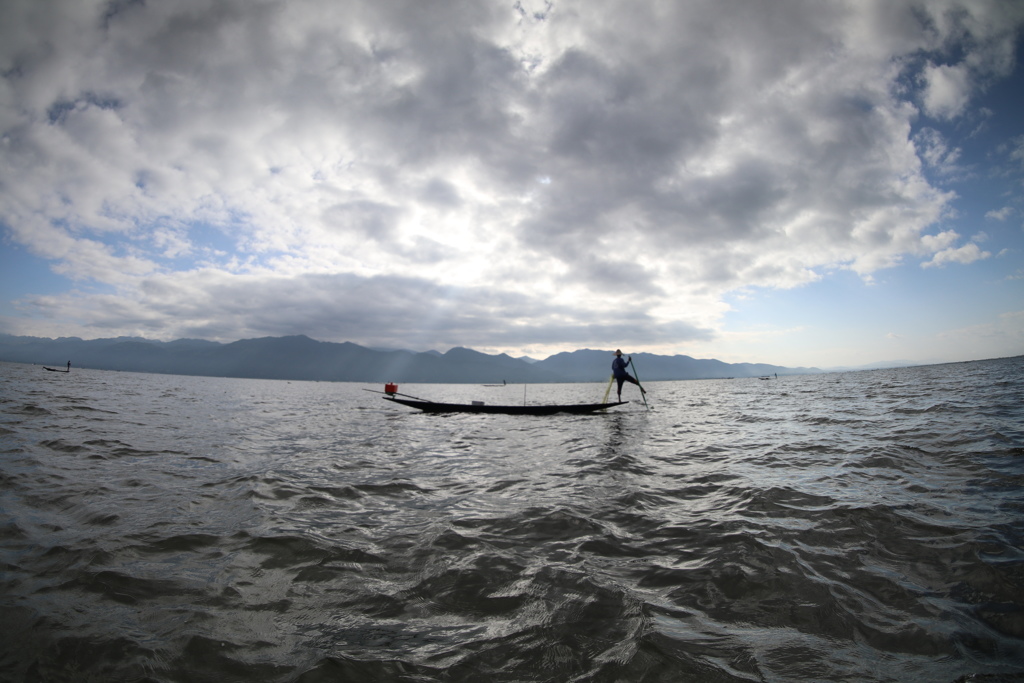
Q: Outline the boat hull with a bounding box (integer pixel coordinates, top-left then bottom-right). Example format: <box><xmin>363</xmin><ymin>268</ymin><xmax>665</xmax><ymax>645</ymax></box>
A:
<box><xmin>384</xmin><ymin>397</ymin><xmax>627</xmax><ymax>415</ymax></box>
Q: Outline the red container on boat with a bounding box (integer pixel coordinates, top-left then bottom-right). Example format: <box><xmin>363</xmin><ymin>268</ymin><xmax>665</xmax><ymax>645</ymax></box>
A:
<box><xmin>385</xmin><ymin>383</ymin><xmax>398</xmax><ymax>394</ymax></box>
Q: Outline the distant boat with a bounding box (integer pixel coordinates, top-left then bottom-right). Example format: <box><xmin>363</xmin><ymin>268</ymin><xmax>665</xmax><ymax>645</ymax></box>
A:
<box><xmin>384</xmin><ymin>396</ymin><xmax>627</xmax><ymax>415</ymax></box>
<box><xmin>44</xmin><ymin>361</ymin><xmax>71</xmax><ymax>373</ymax></box>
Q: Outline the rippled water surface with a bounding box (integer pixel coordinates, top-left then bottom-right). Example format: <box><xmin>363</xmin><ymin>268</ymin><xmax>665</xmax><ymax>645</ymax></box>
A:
<box><xmin>1</xmin><ymin>358</ymin><xmax>1023</xmax><ymax>682</ymax></box>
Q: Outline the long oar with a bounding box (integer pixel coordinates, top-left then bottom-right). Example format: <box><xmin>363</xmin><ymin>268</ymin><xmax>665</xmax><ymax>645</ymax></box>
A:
<box><xmin>630</xmin><ymin>356</ymin><xmax>650</xmax><ymax>411</ymax></box>
<box><xmin>363</xmin><ymin>388</ymin><xmax>431</xmax><ymax>402</ymax></box>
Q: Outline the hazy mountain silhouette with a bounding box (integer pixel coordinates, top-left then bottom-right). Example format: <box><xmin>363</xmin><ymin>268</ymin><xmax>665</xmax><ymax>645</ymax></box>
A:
<box><xmin>532</xmin><ymin>349</ymin><xmax>801</xmax><ymax>381</ymax></box>
<box><xmin>0</xmin><ymin>334</ymin><xmax>819</xmax><ymax>383</ymax></box>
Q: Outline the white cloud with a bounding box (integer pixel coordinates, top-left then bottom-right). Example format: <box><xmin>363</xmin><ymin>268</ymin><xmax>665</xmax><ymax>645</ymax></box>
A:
<box><xmin>986</xmin><ymin>207</ymin><xmax>1015</xmax><ymax>221</ymax></box>
<box><xmin>1010</xmin><ymin>136</ymin><xmax>1024</xmax><ymax>165</ymax></box>
<box><xmin>921</xmin><ymin>242</ymin><xmax>991</xmax><ymax>269</ymax></box>
<box><xmin>920</xmin><ymin>62</ymin><xmax>972</xmax><ymax>120</ymax></box>
<box><xmin>920</xmin><ymin>230</ymin><xmax>960</xmax><ymax>252</ymax></box>
<box><xmin>1</xmin><ymin>0</ymin><xmax>1023</xmax><ymax>356</ymax></box>
<box><xmin>914</xmin><ymin>127</ymin><xmax>963</xmax><ymax>176</ymax></box>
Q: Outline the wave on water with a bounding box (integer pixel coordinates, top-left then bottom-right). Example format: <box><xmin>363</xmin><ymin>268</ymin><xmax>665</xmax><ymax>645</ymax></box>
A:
<box><xmin>0</xmin><ymin>358</ymin><xmax>1023</xmax><ymax>681</ymax></box>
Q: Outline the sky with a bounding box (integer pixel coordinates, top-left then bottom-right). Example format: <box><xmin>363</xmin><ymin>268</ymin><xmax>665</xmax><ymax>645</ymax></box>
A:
<box><xmin>1</xmin><ymin>0</ymin><xmax>1023</xmax><ymax>369</ymax></box>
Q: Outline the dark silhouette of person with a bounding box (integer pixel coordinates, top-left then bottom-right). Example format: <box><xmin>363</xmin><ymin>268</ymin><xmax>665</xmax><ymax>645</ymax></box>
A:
<box><xmin>611</xmin><ymin>349</ymin><xmax>644</xmax><ymax>401</ymax></box>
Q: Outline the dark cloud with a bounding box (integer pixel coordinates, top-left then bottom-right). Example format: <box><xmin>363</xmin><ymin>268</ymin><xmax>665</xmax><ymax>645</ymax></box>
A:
<box><xmin>418</xmin><ymin>178</ymin><xmax>462</xmax><ymax>207</ymax></box>
<box><xmin>102</xmin><ymin>270</ymin><xmax>710</xmax><ymax>350</ymax></box>
<box><xmin>322</xmin><ymin>200</ymin><xmax>402</xmax><ymax>241</ymax></box>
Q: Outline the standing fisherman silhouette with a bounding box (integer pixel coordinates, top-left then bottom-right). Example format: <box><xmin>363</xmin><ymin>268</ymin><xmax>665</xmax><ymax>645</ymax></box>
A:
<box><xmin>611</xmin><ymin>350</ymin><xmax>645</xmax><ymax>402</ymax></box>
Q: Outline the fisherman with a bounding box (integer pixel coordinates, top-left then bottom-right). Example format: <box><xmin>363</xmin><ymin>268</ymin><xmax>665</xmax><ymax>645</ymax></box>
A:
<box><xmin>612</xmin><ymin>349</ymin><xmax>645</xmax><ymax>401</ymax></box>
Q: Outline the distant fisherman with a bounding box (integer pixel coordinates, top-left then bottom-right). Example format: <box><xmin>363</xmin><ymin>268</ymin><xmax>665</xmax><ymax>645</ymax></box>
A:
<box><xmin>611</xmin><ymin>349</ymin><xmax>645</xmax><ymax>402</ymax></box>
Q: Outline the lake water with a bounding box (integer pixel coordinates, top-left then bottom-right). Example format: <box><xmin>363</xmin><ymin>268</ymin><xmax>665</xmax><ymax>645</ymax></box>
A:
<box><xmin>1</xmin><ymin>357</ymin><xmax>1022</xmax><ymax>682</ymax></box>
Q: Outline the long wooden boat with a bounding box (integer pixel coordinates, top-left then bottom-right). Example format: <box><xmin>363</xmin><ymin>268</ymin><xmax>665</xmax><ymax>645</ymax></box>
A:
<box><xmin>383</xmin><ymin>396</ymin><xmax>627</xmax><ymax>415</ymax></box>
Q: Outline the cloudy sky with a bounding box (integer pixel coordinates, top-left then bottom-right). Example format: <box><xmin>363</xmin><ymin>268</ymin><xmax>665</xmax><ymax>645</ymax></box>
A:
<box><xmin>2</xmin><ymin>0</ymin><xmax>1023</xmax><ymax>368</ymax></box>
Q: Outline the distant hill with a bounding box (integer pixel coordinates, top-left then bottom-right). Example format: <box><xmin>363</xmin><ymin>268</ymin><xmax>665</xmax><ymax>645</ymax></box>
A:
<box><xmin>533</xmin><ymin>349</ymin><xmax>812</xmax><ymax>381</ymax></box>
<box><xmin>0</xmin><ymin>334</ymin><xmax>820</xmax><ymax>383</ymax></box>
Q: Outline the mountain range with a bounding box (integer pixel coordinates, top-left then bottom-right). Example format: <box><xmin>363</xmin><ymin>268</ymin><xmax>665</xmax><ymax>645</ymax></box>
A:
<box><xmin>0</xmin><ymin>334</ymin><xmax>821</xmax><ymax>383</ymax></box>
